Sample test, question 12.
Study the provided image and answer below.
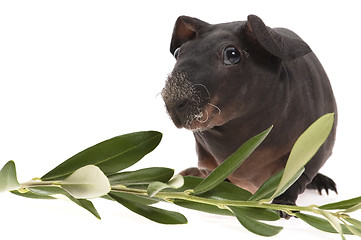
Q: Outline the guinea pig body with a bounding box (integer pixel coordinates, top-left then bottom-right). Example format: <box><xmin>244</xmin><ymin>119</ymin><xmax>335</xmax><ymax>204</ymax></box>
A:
<box><xmin>161</xmin><ymin>15</ymin><xmax>337</xmax><ymax>207</ymax></box>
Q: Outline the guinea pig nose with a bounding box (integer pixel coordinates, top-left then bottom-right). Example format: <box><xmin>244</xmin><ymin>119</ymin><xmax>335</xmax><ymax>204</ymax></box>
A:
<box><xmin>177</xmin><ymin>100</ymin><xmax>189</xmax><ymax>111</ymax></box>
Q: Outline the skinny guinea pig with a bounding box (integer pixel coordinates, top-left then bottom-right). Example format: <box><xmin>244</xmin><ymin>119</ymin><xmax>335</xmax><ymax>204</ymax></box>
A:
<box><xmin>161</xmin><ymin>15</ymin><xmax>337</xmax><ymax>212</ymax></box>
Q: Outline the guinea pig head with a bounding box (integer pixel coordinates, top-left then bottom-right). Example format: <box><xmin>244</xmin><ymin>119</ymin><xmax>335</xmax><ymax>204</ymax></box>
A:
<box><xmin>161</xmin><ymin>15</ymin><xmax>311</xmax><ymax>132</ymax></box>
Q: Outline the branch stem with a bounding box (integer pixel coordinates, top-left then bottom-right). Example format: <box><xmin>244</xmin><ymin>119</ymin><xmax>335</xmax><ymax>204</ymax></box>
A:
<box><xmin>22</xmin><ymin>182</ymin><xmax>338</xmax><ymax>220</ymax></box>
<box><xmin>110</xmin><ymin>185</ymin><xmax>321</xmax><ymax>214</ymax></box>
<box><xmin>20</xmin><ymin>180</ymin><xmax>61</xmax><ymax>189</ymax></box>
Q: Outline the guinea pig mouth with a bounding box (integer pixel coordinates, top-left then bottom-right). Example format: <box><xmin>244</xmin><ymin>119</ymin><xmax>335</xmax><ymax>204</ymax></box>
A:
<box><xmin>165</xmin><ymin>102</ymin><xmax>208</xmax><ymax>130</ymax></box>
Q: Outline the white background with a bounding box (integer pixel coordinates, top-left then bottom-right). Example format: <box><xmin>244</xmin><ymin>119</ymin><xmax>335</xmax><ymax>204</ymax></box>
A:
<box><xmin>0</xmin><ymin>1</ymin><xmax>360</xmax><ymax>239</ymax></box>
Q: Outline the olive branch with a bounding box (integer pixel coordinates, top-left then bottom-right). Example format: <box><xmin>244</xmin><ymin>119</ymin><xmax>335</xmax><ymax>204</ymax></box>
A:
<box><xmin>1</xmin><ymin>113</ymin><xmax>361</xmax><ymax>238</ymax></box>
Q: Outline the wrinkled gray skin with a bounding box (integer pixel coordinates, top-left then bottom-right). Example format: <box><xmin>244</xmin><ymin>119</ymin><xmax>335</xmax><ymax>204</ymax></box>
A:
<box><xmin>161</xmin><ymin>15</ymin><xmax>337</xmax><ymax>212</ymax></box>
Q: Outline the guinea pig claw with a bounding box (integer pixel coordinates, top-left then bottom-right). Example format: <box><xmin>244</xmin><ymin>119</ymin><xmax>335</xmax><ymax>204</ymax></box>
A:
<box><xmin>272</xmin><ymin>199</ymin><xmax>299</xmax><ymax>219</ymax></box>
<box><xmin>306</xmin><ymin>173</ymin><xmax>338</xmax><ymax>195</ymax></box>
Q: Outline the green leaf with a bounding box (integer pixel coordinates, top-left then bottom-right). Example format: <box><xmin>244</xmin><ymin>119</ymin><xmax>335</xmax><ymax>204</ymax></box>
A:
<box><xmin>345</xmin><ymin>218</ymin><xmax>361</xmax><ymax>237</ymax></box>
<box><xmin>321</xmin><ymin>211</ymin><xmax>343</xmax><ymax>235</ymax></box>
<box><xmin>11</xmin><ymin>189</ymin><xmax>56</xmax><ymax>199</ymax></box>
<box><xmin>147</xmin><ymin>174</ymin><xmax>184</xmax><ymax>197</ymax></box>
<box><xmin>75</xmin><ymin>199</ymin><xmax>101</xmax><ymax>220</ymax></box>
<box><xmin>193</xmin><ymin>126</ymin><xmax>273</xmax><ymax>195</ymax></box>
<box><xmin>171</xmin><ymin>176</ymin><xmax>252</xmax><ymax>216</ymax></box>
<box><xmin>344</xmin><ymin>223</ymin><xmax>361</xmax><ymax>237</ymax></box>
<box><xmin>343</xmin><ymin>203</ymin><xmax>361</xmax><ymax>213</ymax></box>
<box><xmin>106</xmin><ymin>191</ymin><xmax>159</xmax><ymax>205</ymax></box>
<box><xmin>345</xmin><ymin>218</ymin><xmax>361</xmax><ymax>229</ymax></box>
<box><xmin>108</xmin><ymin>167</ymin><xmax>174</xmax><ymax>186</ymax></box>
<box><xmin>229</xmin><ymin>206</ymin><xmax>283</xmax><ymax>237</ymax></box>
<box><xmin>320</xmin><ymin>196</ymin><xmax>361</xmax><ymax>210</ymax></box>
<box><xmin>171</xmin><ymin>176</ymin><xmax>252</xmax><ymax>201</ymax></box>
<box><xmin>295</xmin><ymin>213</ymin><xmax>352</xmax><ymax>235</ymax></box>
<box><xmin>175</xmin><ymin>199</ymin><xmax>280</xmax><ymax>219</ymax></box>
<box><xmin>42</xmin><ymin>131</ymin><xmax>162</xmax><ymax>180</ymax></box>
<box><xmin>269</xmin><ymin>113</ymin><xmax>334</xmax><ymax>200</ymax></box>
<box><xmin>249</xmin><ymin>168</ymin><xmax>304</xmax><ymax>201</ymax></box>
<box><xmin>108</xmin><ymin>192</ymin><xmax>187</xmax><ymax>224</ymax></box>
<box><xmin>233</xmin><ymin>207</ymin><xmax>280</xmax><ymax>221</ymax></box>
<box><xmin>28</xmin><ymin>186</ymin><xmax>101</xmax><ymax>219</ymax></box>
<box><xmin>0</xmin><ymin>161</ymin><xmax>20</xmax><ymax>192</ymax></box>
<box><xmin>249</xmin><ymin>170</ymin><xmax>283</xmax><ymax>201</ymax></box>
<box><xmin>266</xmin><ymin>167</ymin><xmax>305</xmax><ymax>201</ymax></box>
<box><xmin>173</xmin><ymin>200</ymin><xmax>232</xmax><ymax>216</ymax></box>
<box><xmin>60</xmin><ymin>165</ymin><xmax>111</xmax><ymax>199</ymax></box>
<box><xmin>28</xmin><ymin>186</ymin><xmax>64</xmax><ymax>196</ymax></box>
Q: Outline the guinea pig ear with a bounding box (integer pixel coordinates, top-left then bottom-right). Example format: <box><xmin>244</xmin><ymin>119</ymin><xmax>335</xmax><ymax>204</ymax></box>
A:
<box><xmin>170</xmin><ymin>16</ymin><xmax>209</xmax><ymax>54</ymax></box>
<box><xmin>245</xmin><ymin>15</ymin><xmax>311</xmax><ymax>61</ymax></box>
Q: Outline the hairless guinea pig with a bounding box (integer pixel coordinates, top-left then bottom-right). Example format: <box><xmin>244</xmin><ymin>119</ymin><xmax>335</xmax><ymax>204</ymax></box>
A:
<box><xmin>161</xmin><ymin>15</ymin><xmax>337</xmax><ymax>213</ymax></box>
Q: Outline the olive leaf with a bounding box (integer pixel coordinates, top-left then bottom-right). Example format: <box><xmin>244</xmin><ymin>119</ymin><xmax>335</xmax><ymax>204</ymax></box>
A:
<box><xmin>344</xmin><ymin>218</ymin><xmax>361</xmax><ymax>237</ymax></box>
<box><xmin>105</xmin><ymin>191</ymin><xmax>159</xmax><ymax>205</ymax></box>
<box><xmin>108</xmin><ymin>192</ymin><xmax>187</xmax><ymax>224</ymax></box>
<box><xmin>320</xmin><ymin>196</ymin><xmax>361</xmax><ymax>210</ymax></box>
<box><xmin>27</xmin><ymin>186</ymin><xmax>101</xmax><ymax>219</ymax></box>
<box><xmin>42</xmin><ymin>131</ymin><xmax>162</xmax><ymax>180</ymax></box>
<box><xmin>268</xmin><ymin>113</ymin><xmax>335</xmax><ymax>200</ymax></box>
<box><xmin>172</xmin><ymin>176</ymin><xmax>253</xmax><ymax>216</ymax></box>
<box><xmin>344</xmin><ymin>224</ymin><xmax>361</xmax><ymax>237</ymax></box>
<box><xmin>11</xmin><ymin>189</ymin><xmax>56</xmax><ymax>199</ymax></box>
<box><xmin>295</xmin><ymin>213</ymin><xmax>352</xmax><ymax>235</ymax></box>
<box><xmin>248</xmin><ymin>170</ymin><xmax>283</xmax><ymax>201</ymax></box>
<box><xmin>173</xmin><ymin>199</ymin><xmax>232</xmax><ymax>216</ymax></box>
<box><xmin>342</xmin><ymin>203</ymin><xmax>361</xmax><ymax>213</ymax></box>
<box><xmin>321</xmin><ymin>211</ymin><xmax>344</xmax><ymax>237</ymax></box>
<box><xmin>233</xmin><ymin>207</ymin><xmax>280</xmax><ymax>221</ymax></box>
<box><xmin>60</xmin><ymin>165</ymin><xmax>111</xmax><ymax>199</ymax></box>
<box><xmin>174</xmin><ymin>176</ymin><xmax>252</xmax><ymax>201</ymax></box>
<box><xmin>0</xmin><ymin>160</ymin><xmax>20</xmax><ymax>192</ymax></box>
<box><xmin>345</xmin><ymin>218</ymin><xmax>361</xmax><ymax>229</ymax></box>
<box><xmin>193</xmin><ymin>126</ymin><xmax>273</xmax><ymax>195</ymax></box>
<box><xmin>108</xmin><ymin>167</ymin><xmax>174</xmax><ymax>186</ymax></box>
<box><xmin>147</xmin><ymin>174</ymin><xmax>184</xmax><ymax>197</ymax></box>
<box><xmin>229</xmin><ymin>206</ymin><xmax>283</xmax><ymax>237</ymax></box>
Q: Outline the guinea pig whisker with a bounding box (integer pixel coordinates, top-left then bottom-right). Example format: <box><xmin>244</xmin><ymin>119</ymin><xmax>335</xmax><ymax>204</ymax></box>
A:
<box><xmin>193</xmin><ymin>83</ymin><xmax>211</xmax><ymax>100</ymax></box>
<box><xmin>208</xmin><ymin>103</ymin><xmax>222</xmax><ymax>115</ymax></box>
<box><xmin>155</xmin><ymin>92</ymin><xmax>162</xmax><ymax>98</ymax></box>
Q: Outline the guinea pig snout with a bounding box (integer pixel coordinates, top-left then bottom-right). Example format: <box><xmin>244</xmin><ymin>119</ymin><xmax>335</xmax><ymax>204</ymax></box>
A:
<box><xmin>161</xmin><ymin>72</ymin><xmax>205</xmax><ymax>128</ymax></box>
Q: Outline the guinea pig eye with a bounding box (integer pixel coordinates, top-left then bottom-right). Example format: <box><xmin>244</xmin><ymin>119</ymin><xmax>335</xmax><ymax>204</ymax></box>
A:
<box><xmin>223</xmin><ymin>46</ymin><xmax>241</xmax><ymax>65</ymax></box>
<box><xmin>174</xmin><ymin>47</ymin><xmax>181</xmax><ymax>59</ymax></box>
